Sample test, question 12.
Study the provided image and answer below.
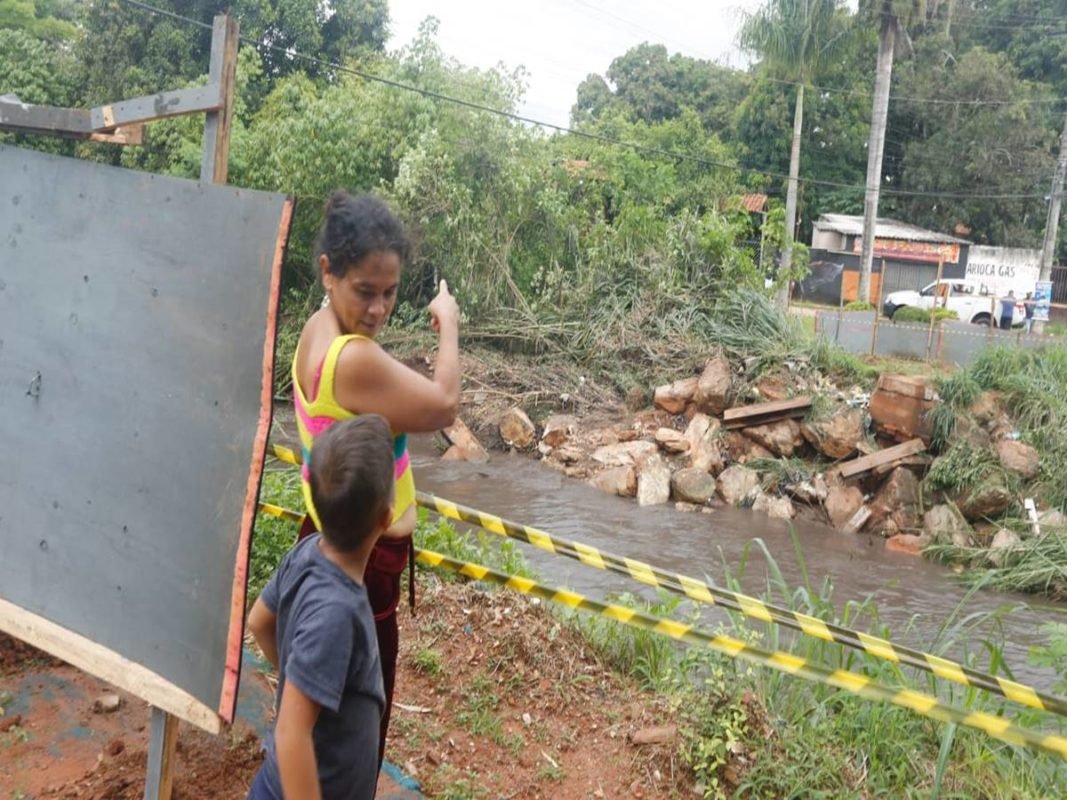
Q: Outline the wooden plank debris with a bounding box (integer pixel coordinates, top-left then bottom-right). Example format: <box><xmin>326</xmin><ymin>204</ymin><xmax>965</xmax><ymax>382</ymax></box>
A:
<box><xmin>722</xmin><ymin>396</ymin><xmax>812</xmax><ymax>430</ymax></box>
<box><xmin>872</xmin><ymin>454</ymin><xmax>932</xmax><ymax>478</ymax></box>
<box><xmin>839</xmin><ymin>438</ymin><xmax>926</xmax><ymax>480</ymax></box>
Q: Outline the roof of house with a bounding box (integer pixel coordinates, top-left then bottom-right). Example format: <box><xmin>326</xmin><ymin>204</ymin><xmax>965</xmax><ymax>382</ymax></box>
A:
<box><xmin>740</xmin><ymin>193</ymin><xmax>769</xmax><ymax>213</ymax></box>
<box><xmin>814</xmin><ymin>213</ymin><xmax>970</xmax><ymax>245</ymax></box>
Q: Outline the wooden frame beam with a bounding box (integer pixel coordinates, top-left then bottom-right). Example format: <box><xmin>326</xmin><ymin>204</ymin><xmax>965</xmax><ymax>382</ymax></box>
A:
<box><xmin>0</xmin><ymin>84</ymin><xmax>221</xmax><ymax>140</ymax></box>
<box><xmin>0</xmin><ymin>596</ymin><xmax>220</xmax><ymax>733</ymax></box>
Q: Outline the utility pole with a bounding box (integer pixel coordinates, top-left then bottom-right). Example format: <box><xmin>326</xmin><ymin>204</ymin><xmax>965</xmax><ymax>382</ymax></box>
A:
<box><xmin>1035</xmin><ymin>105</ymin><xmax>1067</xmax><ymax>333</ymax></box>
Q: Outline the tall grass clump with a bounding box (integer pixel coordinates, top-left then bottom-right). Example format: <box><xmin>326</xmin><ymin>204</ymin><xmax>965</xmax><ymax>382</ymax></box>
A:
<box><xmin>935</xmin><ymin>346</ymin><xmax>1067</xmax><ymax>511</ymax></box>
<box><xmin>705</xmin><ymin>534</ymin><xmax>1067</xmax><ymax>799</ymax></box>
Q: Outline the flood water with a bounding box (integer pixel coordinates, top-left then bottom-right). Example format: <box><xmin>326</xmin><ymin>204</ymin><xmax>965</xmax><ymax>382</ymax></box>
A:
<box><xmin>407</xmin><ymin>436</ymin><xmax>1065</xmax><ymax>689</ymax></box>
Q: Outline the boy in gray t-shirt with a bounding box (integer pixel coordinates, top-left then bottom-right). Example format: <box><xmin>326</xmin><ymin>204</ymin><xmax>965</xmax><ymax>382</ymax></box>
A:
<box><xmin>247</xmin><ymin>415</ymin><xmax>395</xmax><ymax>800</ymax></box>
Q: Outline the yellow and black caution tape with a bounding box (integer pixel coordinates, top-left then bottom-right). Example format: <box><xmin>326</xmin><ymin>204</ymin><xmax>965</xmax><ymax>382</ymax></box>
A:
<box><xmin>264</xmin><ymin>442</ymin><xmax>1067</xmax><ymax>718</ymax></box>
<box><xmin>415</xmin><ymin>491</ymin><xmax>1067</xmax><ymax>719</ymax></box>
<box><xmin>416</xmin><ymin>546</ymin><xmax>1067</xmax><ymax>761</ymax></box>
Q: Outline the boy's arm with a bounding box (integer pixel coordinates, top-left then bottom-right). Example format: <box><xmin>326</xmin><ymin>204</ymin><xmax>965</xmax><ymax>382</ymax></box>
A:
<box><xmin>275</xmin><ymin>680</ymin><xmax>322</xmax><ymax>800</ymax></box>
<box><xmin>248</xmin><ymin>597</ymin><xmax>278</xmax><ymax>670</ymax></box>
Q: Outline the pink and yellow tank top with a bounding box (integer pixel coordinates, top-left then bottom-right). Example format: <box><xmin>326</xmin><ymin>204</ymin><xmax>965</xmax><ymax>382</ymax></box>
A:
<box><xmin>292</xmin><ymin>334</ymin><xmax>415</xmax><ymax>530</ymax></box>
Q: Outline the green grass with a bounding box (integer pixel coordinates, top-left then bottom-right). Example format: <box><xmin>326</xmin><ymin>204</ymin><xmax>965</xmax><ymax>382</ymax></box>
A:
<box><xmin>249</xmin><ymin>468</ymin><xmax>301</xmax><ymax>602</ymax></box>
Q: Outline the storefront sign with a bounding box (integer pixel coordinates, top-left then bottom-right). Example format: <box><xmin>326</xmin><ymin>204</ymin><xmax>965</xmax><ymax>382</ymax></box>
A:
<box><xmin>852</xmin><ymin>238</ymin><xmax>960</xmax><ymax>264</ymax></box>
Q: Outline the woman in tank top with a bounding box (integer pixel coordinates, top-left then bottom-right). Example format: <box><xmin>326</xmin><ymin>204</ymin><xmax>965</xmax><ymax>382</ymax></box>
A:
<box><xmin>290</xmin><ymin>191</ymin><xmax>460</xmax><ymax>768</ymax></box>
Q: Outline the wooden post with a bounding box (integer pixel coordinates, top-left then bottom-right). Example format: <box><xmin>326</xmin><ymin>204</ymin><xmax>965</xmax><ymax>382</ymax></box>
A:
<box><xmin>144</xmin><ymin>14</ymin><xmax>239</xmax><ymax>799</ymax></box>
<box><xmin>144</xmin><ymin>707</ymin><xmax>180</xmax><ymax>800</ymax></box>
<box><xmin>200</xmin><ymin>13</ymin><xmax>239</xmax><ymax>184</ymax></box>
<box><xmin>871</xmin><ymin>258</ymin><xmax>887</xmax><ymax>356</ymax></box>
<box><xmin>925</xmin><ymin>259</ymin><xmax>944</xmax><ymax>361</ymax></box>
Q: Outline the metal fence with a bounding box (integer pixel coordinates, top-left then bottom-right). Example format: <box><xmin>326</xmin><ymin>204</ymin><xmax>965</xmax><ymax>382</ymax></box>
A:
<box><xmin>814</xmin><ymin>310</ymin><xmax>1058</xmax><ymax>366</ymax></box>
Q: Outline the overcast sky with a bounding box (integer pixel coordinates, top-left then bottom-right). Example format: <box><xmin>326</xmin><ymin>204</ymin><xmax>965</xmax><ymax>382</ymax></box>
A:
<box><xmin>386</xmin><ymin>0</ymin><xmax>764</xmax><ymax>129</ymax></box>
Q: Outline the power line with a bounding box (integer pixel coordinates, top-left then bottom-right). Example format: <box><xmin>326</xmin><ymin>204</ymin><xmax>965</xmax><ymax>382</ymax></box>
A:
<box><xmin>758</xmin><ymin>74</ymin><xmax>1064</xmax><ymax>107</ymax></box>
<box><xmin>115</xmin><ymin>0</ymin><xmax>1058</xmax><ymax>202</ymax></box>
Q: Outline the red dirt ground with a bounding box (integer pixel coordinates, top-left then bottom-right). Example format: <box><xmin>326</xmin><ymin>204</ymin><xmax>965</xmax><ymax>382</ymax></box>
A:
<box><xmin>1</xmin><ymin>580</ymin><xmax>692</xmax><ymax>799</ymax></box>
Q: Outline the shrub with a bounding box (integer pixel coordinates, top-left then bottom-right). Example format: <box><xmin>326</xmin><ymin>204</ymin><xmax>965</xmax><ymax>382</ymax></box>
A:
<box><xmin>892</xmin><ymin>306</ymin><xmax>959</xmax><ymax>323</ymax></box>
<box><xmin>844</xmin><ymin>301</ymin><xmax>874</xmax><ymax>311</ymax></box>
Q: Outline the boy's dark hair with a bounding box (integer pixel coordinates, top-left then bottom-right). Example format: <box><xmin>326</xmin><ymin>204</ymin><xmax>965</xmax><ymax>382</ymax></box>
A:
<box><xmin>308</xmin><ymin>415</ymin><xmax>395</xmax><ymax>552</ymax></box>
<box><xmin>316</xmin><ymin>191</ymin><xmax>410</xmax><ymax>276</ymax></box>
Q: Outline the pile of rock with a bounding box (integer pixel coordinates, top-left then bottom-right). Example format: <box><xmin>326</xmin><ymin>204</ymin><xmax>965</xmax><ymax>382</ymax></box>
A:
<box><xmin>467</xmin><ymin>352</ymin><xmax>1054</xmax><ymax>560</ymax></box>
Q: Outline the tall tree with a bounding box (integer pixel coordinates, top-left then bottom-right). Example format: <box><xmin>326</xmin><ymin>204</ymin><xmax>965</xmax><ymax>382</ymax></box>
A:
<box><xmin>740</xmin><ymin>0</ymin><xmax>848</xmax><ymax>307</ymax></box>
<box><xmin>890</xmin><ymin>39</ymin><xmax>1056</xmax><ymax>246</ymax></box>
<box><xmin>857</xmin><ymin>0</ymin><xmax>926</xmax><ymax>304</ymax></box>
<box><xmin>570</xmin><ymin>42</ymin><xmax>751</xmax><ymax>140</ymax></box>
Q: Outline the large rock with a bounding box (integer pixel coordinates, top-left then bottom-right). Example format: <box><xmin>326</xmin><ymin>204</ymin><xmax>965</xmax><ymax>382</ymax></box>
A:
<box><xmin>988</xmin><ymin>528</ymin><xmax>1022</xmax><ymax>567</ymax></box>
<box><xmin>923</xmin><ymin>504</ymin><xmax>973</xmax><ymax>547</ymax></box>
<box><xmin>683</xmin><ymin>413</ymin><xmax>724</xmax><ymax>475</ymax></box>
<box><xmin>655</xmin><ymin>427</ymin><xmax>690</xmax><ymax>454</ymax></box>
<box><xmin>591</xmin><ymin>440</ymin><xmax>657</xmax><ymax>467</ymax></box>
<box><xmin>498</xmin><ymin>407</ymin><xmax>536</xmax><ymax>448</ymax></box>
<box><xmin>441</xmin><ymin>418</ymin><xmax>489</xmax><ymax>462</ymax></box>
<box><xmin>885</xmin><ymin>534</ymin><xmax>926</xmax><ymax>556</ymax></box>
<box><xmin>590</xmin><ymin>466</ymin><xmax>637</xmax><ymax>498</ymax></box>
<box><xmin>671</xmin><ymin>468</ymin><xmax>717</xmax><ymax>504</ymax></box>
<box><xmin>826</xmin><ymin>483</ymin><xmax>864</xmax><ymax>529</ymax></box>
<box><xmin>1040</xmin><ymin>508</ymin><xmax>1067</xmax><ymax>531</ymax></box>
<box><xmin>542</xmin><ymin>414</ymin><xmax>578</xmax><ymax>448</ymax></box>
<box><xmin>717</xmin><ymin>465</ymin><xmax>760</xmax><ymax>506</ymax></box>
<box><xmin>637</xmin><ymin>455</ymin><xmax>672</xmax><ymax>506</ymax></box>
<box><xmin>867</xmin><ymin>467</ymin><xmax>921</xmax><ymax>536</ymax></box>
<box><xmin>996</xmin><ymin>439</ymin><xmax>1039</xmax><ymax>481</ymax></box>
<box><xmin>653</xmin><ymin>377</ymin><xmax>698</xmax><ymax>415</ymax></box>
<box><xmin>742</xmin><ymin>419</ymin><xmax>803</xmax><ymax>458</ymax></box>
<box><xmin>955</xmin><ymin>478</ymin><xmax>1013</xmax><ymax>521</ymax></box>
<box><xmin>752</xmin><ymin>491</ymin><xmax>796</xmax><ymax>520</ymax></box>
<box><xmin>969</xmin><ymin>391</ymin><xmax>1006</xmax><ymax>428</ymax></box>
<box><xmin>801</xmin><ymin>410</ymin><xmax>865</xmax><ymax>460</ymax></box>
<box><xmin>693</xmin><ymin>354</ymin><xmax>732</xmax><ymax>416</ymax></box>
<box><xmin>722</xmin><ymin>431</ymin><xmax>774</xmax><ymax>465</ymax></box>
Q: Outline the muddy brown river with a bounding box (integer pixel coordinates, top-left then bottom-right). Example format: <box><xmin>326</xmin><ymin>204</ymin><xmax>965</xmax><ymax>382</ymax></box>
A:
<box><xmin>407</xmin><ymin>436</ymin><xmax>1065</xmax><ymax>689</ymax></box>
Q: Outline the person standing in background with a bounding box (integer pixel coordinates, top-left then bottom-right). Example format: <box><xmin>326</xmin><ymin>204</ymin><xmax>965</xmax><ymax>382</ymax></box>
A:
<box><xmin>1024</xmin><ymin>292</ymin><xmax>1036</xmax><ymax>333</ymax></box>
<box><xmin>999</xmin><ymin>290</ymin><xmax>1016</xmax><ymax>330</ymax></box>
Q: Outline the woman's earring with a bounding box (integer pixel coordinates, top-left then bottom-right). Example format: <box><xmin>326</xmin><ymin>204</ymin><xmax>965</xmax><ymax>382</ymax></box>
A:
<box><xmin>321</xmin><ymin>293</ymin><xmax>331</xmax><ymax>309</ymax></box>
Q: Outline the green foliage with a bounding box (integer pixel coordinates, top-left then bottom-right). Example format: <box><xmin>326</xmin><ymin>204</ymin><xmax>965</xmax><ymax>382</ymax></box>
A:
<box><xmin>571</xmin><ymin>42</ymin><xmax>752</xmax><ymax>138</ymax></box>
<box><xmin>926</xmin><ymin>441</ymin><xmax>1016</xmax><ymax>498</ymax></box>
<box><xmin>248</xmin><ymin>468</ymin><xmax>300</xmax><ymax>602</ymax></box>
<box><xmin>844</xmin><ymin>300</ymin><xmax>875</xmax><ymax>311</ymax></box>
<box><xmin>414</xmin><ymin>508</ymin><xmax>534</xmax><ymax>582</ymax></box>
<box><xmin>563</xmin><ymin>590</ymin><xmax>687</xmax><ymax>690</ymax></box>
<box><xmin>674</xmin><ymin>658</ymin><xmax>752</xmax><ymax>800</ymax></box>
<box><xmin>0</xmin><ymin>0</ymin><xmax>77</xmax><ymax>41</ymax></box>
<box><xmin>892</xmin><ymin>305</ymin><xmax>959</xmax><ymax>323</ymax></box>
<box><xmin>412</xmin><ymin>647</ymin><xmax>444</xmax><ymax>676</ymax></box>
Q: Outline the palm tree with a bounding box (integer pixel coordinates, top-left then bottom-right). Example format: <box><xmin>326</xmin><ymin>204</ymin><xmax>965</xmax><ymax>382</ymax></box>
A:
<box><xmin>856</xmin><ymin>0</ymin><xmax>926</xmax><ymax>304</ymax></box>
<box><xmin>740</xmin><ymin>0</ymin><xmax>848</xmax><ymax>309</ymax></box>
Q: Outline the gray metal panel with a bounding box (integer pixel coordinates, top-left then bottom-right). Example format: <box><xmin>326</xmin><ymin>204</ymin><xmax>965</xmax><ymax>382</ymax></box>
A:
<box><xmin>0</xmin><ymin>144</ymin><xmax>288</xmax><ymax>710</ymax></box>
<box><xmin>883</xmin><ymin>261</ymin><xmax>931</xmax><ymax>293</ymax></box>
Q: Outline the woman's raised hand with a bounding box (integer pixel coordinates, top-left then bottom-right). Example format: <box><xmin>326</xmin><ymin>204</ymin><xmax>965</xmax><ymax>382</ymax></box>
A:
<box><xmin>428</xmin><ymin>279</ymin><xmax>459</xmax><ymax>334</ymax></box>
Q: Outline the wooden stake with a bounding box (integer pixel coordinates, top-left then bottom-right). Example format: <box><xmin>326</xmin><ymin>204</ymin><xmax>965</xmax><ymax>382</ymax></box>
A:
<box><xmin>144</xmin><ymin>707</ymin><xmax>180</xmax><ymax>800</ymax></box>
<box><xmin>925</xmin><ymin>259</ymin><xmax>944</xmax><ymax>361</ymax></box>
<box><xmin>871</xmin><ymin>257</ymin><xmax>887</xmax><ymax>356</ymax></box>
<box><xmin>200</xmin><ymin>14</ymin><xmax>239</xmax><ymax>184</ymax></box>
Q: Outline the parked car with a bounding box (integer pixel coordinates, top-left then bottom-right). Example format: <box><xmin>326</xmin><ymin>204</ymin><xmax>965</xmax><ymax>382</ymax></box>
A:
<box><xmin>882</xmin><ymin>279</ymin><xmax>1025</xmax><ymax>327</ymax></box>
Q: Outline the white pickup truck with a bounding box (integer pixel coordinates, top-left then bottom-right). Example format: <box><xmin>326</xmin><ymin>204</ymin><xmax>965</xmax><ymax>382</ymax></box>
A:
<box><xmin>882</xmin><ymin>279</ymin><xmax>1025</xmax><ymax>327</ymax></box>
